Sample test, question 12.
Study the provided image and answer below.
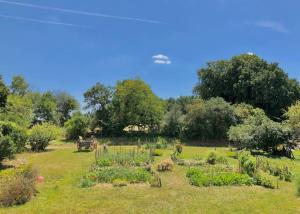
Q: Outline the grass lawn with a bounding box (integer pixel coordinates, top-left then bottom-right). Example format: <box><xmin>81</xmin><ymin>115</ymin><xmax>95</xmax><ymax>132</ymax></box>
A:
<box><xmin>1</xmin><ymin>143</ymin><xmax>300</xmax><ymax>214</ymax></box>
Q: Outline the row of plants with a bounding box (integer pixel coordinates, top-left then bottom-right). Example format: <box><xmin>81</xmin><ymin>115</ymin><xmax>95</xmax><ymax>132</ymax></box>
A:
<box><xmin>81</xmin><ymin>147</ymin><xmax>161</xmax><ymax>188</ymax></box>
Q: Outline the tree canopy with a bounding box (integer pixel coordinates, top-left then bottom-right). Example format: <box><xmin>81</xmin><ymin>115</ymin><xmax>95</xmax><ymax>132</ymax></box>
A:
<box><xmin>112</xmin><ymin>79</ymin><xmax>164</xmax><ymax>133</ymax></box>
<box><xmin>0</xmin><ymin>76</ymin><xmax>9</xmax><ymax>108</ymax></box>
<box><xmin>194</xmin><ymin>54</ymin><xmax>300</xmax><ymax>119</ymax></box>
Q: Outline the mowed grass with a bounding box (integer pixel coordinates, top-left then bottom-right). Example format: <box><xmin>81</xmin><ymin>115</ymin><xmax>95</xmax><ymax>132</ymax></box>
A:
<box><xmin>1</xmin><ymin>143</ymin><xmax>300</xmax><ymax>214</ymax></box>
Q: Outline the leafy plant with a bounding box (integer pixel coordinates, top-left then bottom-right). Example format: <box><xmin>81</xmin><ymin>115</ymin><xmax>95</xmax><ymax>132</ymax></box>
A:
<box><xmin>152</xmin><ymin>149</ymin><xmax>163</xmax><ymax>156</ymax></box>
<box><xmin>186</xmin><ymin>168</ymin><xmax>253</xmax><ymax>187</ymax></box>
<box><xmin>29</xmin><ymin>123</ymin><xmax>62</xmax><ymax>151</ymax></box>
<box><xmin>206</xmin><ymin>151</ymin><xmax>217</xmax><ymax>164</ymax></box>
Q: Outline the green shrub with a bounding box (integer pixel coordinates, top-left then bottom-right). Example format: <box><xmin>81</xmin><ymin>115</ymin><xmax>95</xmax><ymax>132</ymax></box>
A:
<box><xmin>216</xmin><ymin>155</ymin><xmax>229</xmax><ymax>165</ymax></box>
<box><xmin>64</xmin><ymin>113</ymin><xmax>88</xmax><ymax>140</ymax></box>
<box><xmin>175</xmin><ymin>144</ymin><xmax>183</xmax><ymax>154</ymax></box>
<box><xmin>112</xmin><ymin>179</ymin><xmax>127</xmax><ymax>187</ymax></box>
<box><xmin>80</xmin><ymin>177</ymin><xmax>96</xmax><ymax>188</ymax></box>
<box><xmin>0</xmin><ymin>136</ymin><xmax>16</xmax><ymax>162</ymax></box>
<box><xmin>0</xmin><ymin>165</ymin><xmax>37</xmax><ymax>207</ymax></box>
<box><xmin>206</xmin><ymin>151</ymin><xmax>217</xmax><ymax>164</ymax></box>
<box><xmin>152</xmin><ymin>149</ymin><xmax>163</xmax><ymax>156</ymax></box>
<box><xmin>29</xmin><ymin>123</ymin><xmax>62</xmax><ymax>151</ymax></box>
<box><xmin>0</xmin><ymin>121</ymin><xmax>27</xmax><ymax>160</ymax></box>
<box><xmin>157</xmin><ymin>159</ymin><xmax>173</xmax><ymax>172</ymax></box>
<box><xmin>228</xmin><ymin>113</ymin><xmax>296</xmax><ymax>158</ymax></box>
<box><xmin>254</xmin><ymin>170</ymin><xmax>276</xmax><ymax>189</ymax></box>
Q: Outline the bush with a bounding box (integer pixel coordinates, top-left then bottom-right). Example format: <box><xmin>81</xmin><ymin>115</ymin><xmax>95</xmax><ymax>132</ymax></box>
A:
<box><xmin>0</xmin><ymin>165</ymin><xmax>37</xmax><ymax>207</ymax></box>
<box><xmin>254</xmin><ymin>170</ymin><xmax>276</xmax><ymax>189</ymax></box>
<box><xmin>187</xmin><ymin>168</ymin><xmax>253</xmax><ymax>187</ymax></box>
<box><xmin>0</xmin><ymin>136</ymin><xmax>16</xmax><ymax>162</ymax></box>
<box><xmin>29</xmin><ymin>123</ymin><xmax>62</xmax><ymax>151</ymax></box>
<box><xmin>152</xmin><ymin>149</ymin><xmax>163</xmax><ymax>156</ymax></box>
<box><xmin>228</xmin><ymin>113</ymin><xmax>296</xmax><ymax>158</ymax></box>
<box><xmin>157</xmin><ymin>159</ymin><xmax>173</xmax><ymax>172</ymax></box>
<box><xmin>184</xmin><ymin>97</ymin><xmax>236</xmax><ymax>140</ymax></box>
<box><xmin>0</xmin><ymin>121</ymin><xmax>27</xmax><ymax>154</ymax></box>
<box><xmin>65</xmin><ymin>113</ymin><xmax>88</xmax><ymax>140</ymax></box>
<box><xmin>175</xmin><ymin>144</ymin><xmax>183</xmax><ymax>154</ymax></box>
<box><xmin>206</xmin><ymin>151</ymin><xmax>217</xmax><ymax>164</ymax></box>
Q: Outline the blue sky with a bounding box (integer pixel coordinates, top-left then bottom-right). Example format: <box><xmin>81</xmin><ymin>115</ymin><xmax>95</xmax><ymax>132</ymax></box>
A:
<box><xmin>0</xmin><ymin>0</ymin><xmax>300</xmax><ymax>103</ymax></box>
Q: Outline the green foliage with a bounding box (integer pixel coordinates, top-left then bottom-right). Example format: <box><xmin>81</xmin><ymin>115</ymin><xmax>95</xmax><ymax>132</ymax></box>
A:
<box><xmin>161</xmin><ymin>104</ymin><xmax>185</xmax><ymax>137</ymax></box>
<box><xmin>84</xmin><ymin>82</ymin><xmax>113</xmax><ymax>134</ymax></box>
<box><xmin>0</xmin><ymin>165</ymin><xmax>37</xmax><ymax>207</ymax></box>
<box><xmin>228</xmin><ymin>113</ymin><xmax>296</xmax><ymax>157</ymax></box>
<box><xmin>96</xmin><ymin>150</ymin><xmax>151</xmax><ymax>167</ymax></box>
<box><xmin>10</xmin><ymin>75</ymin><xmax>29</xmax><ymax>96</ymax></box>
<box><xmin>254</xmin><ymin>170</ymin><xmax>276</xmax><ymax>189</ymax></box>
<box><xmin>65</xmin><ymin>113</ymin><xmax>89</xmax><ymax>140</ymax></box>
<box><xmin>87</xmin><ymin>167</ymin><xmax>151</xmax><ymax>184</ymax></box>
<box><xmin>112</xmin><ymin>79</ymin><xmax>164</xmax><ymax>134</ymax></box>
<box><xmin>0</xmin><ymin>136</ymin><xmax>15</xmax><ymax>162</ymax></box>
<box><xmin>29</xmin><ymin>123</ymin><xmax>62</xmax><ymax>151</ymax></box>
<box><xmin>112</xmin><ymin>179</ymin><xmax>128</xmax><ymax>187</ymax></box>
<box><xmin>257</xmin><ymin>157</ymin><xmax>292</xmax><ymax>182</ymax></box>
<box><xmin>194</xmin><ymin>54</ymin><xmax>300</xmax><ymax>119</ymax></box>
<box><xmin>187</xmin><ymin>168</ymin><xmax>253</xmax><ymax>187</ymax></box>
<box><xmin>206</xmin><ymin>151</ymin><xmax>228</xmax><ymax>165</ymax></box>
<box><xmin>184</xmin><ymin>97</ymin><xmax>236</xmax><ymax>140</ymax></box>
<box><xmin>285</xmin><ymin>100</ymin><xmax>300</xmax><ymax>139</ymax></box>
<box><xmin>0</xmin><ymin>76</ymin><xmax>9</xmax><ymax>109</ymax></box>
<box><xmin>175</xmin><ymin>143</ymin><xmax>183</xmax><ymax>154</ymax></box>
<box><xmin>55</xmin><ymin>92</ymin><xmax>79</xmax><ymax>126</ymax></box>
<box><xmin>152</xmin><ymin>149</ymin><xmax>163</xmax><ymax>156</ymax></box>
<box><xmin>33</xmin><ymin>92</ymin><xmax>58</xmax><ymax>124</ymax></box>
<box><xmin>0</xmin><ymin>121</ymin><xmax>27</xmax><ymax>160</ymax></box>
<box><xmin>206</xmin><ymin>151</ymin><xmax>217</xmax><ymax>164</ymax></box>
<box><xmin>0</xmin><ymin>94</ymin><xmax>34</xmax><ymax>128</ymax></box>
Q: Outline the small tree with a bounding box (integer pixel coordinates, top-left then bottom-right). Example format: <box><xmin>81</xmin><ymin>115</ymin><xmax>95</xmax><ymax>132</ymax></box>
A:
<box><xmin>29</xmin><ymin>123</ymin><xmax>61</xmax><ymax>151</ymax></box>
<box><xmin>228</xmin><ymin>113</ymin><xmax>296</xmax><ymax>158</ymax></box>
<box><xmin>65</xmin><ymin>113</ymin><xmax>88</xmax><ymax>140</ymax></box>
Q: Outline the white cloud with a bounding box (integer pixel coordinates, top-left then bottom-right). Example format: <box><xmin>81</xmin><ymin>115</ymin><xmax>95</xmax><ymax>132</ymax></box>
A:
<box><xmin>152</xmin><ymin>54</ymin><xmax>172</xmax><ymax>64</ymax></box>
<box><xmin>247</xmin><ymin>52</ymin><xmax>254</xmax><ymax>56</ymax></box>
<box><xmin>254</xmin><ymin>21</ymin><xmax>289</xmax><ymax>33</ymax></box>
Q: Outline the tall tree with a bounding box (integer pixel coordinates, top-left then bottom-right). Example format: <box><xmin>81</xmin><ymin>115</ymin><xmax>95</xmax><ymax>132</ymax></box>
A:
<box><xmin>55</xmin><ymin>92</ymin><xmax>79</xmax><ymax>126</ymax></box>
<box><xmin>0</xmin><ymin>94</ymin><xmax>34</xmax><ymax>128</ymax></box>
<box><xmin>84</xmin><ymin>83</ymin><xmax>113</xmax><ymax>133</ymax></box>
<box><xmin>33</xmin><ymin>92</ymin><xmax>58</xmax><ymax>124</ymax></box>
<box><xmin>0</xmin><ymin>76</ymin><xmax>9</xmax><ymax>108</ymax></box>
<box><xmin>194</xmin><ymin>54</ymin><xmax>300</xmax><ymax>119</ymax></box>
<box><xmin>112</xmin><ymin>79</ymin><xmax>164</xmax><ymax>133</ymax></box>
<box><xmin>10</xmin><ymin>75</ymin><xmax>29</xmax><ymax>96</ymax></box>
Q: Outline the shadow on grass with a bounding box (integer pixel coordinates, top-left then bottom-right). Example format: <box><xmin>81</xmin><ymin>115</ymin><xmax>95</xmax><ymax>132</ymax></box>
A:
<box><xmin>73</xmin><ymin>150</ymin><xmax>94</xmax><ymax>153</ymax></box>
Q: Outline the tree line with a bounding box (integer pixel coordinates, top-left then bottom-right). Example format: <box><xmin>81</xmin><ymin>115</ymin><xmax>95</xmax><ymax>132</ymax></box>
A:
<box><xmin>1</xmin><ymin>53</ymin><xmax>300</xmax><ymax>160</ymax></box>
